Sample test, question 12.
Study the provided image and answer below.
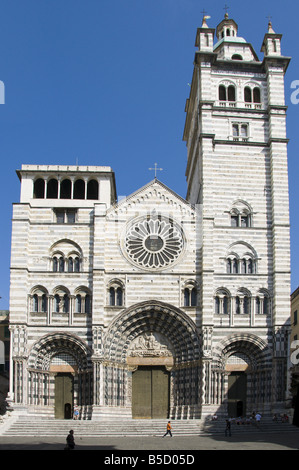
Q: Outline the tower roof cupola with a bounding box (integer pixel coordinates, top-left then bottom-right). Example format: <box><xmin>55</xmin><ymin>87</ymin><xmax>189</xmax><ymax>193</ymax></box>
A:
<box><xmin>216</xmin><ymin>12</ymin><xmax>238</xmax><ymax>40</ymax></box>
<box><xmin>213</xmin><ymin>12</ymin><xmax>259</xmax><ymax>62</ymax></box>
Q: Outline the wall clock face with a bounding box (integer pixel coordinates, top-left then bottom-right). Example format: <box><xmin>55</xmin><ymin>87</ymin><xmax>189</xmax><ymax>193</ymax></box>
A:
<box><xmin>123</xmin><ymin>216</ymin><xmax>185</xmax><ymax>270</ymax></box>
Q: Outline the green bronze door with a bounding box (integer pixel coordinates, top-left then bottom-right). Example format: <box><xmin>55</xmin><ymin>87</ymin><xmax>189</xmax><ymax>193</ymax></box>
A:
<box><xmin>132</xmin><ymin>366</ymin><xmax>169</xmax><ymax>419</ymax></box>
<box><xmin>55</xmin><ymin>373</ymin><xmax>74</xmax><ymax>419</ymax></box>
<box><xmin>227</xmin><ymin>371</ymin><xmax>247</xmax><ymax>417</ymax></box>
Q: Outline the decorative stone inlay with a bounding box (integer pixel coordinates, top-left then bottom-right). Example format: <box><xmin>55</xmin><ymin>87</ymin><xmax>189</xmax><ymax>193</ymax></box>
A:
<box><xmin>123</xmin><ymin>216</ymin><xmax>184</xmax><ymax>270</ymax></box>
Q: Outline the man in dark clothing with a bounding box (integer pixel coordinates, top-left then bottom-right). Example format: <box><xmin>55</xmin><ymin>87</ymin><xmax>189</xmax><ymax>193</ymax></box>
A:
<box><xmin>65</xmin><ymin>429</ymin><xmax>75</xmax><ymax>449</ymax></box>
<box><xmin>225</xmin><ymin>420</ymin><xmax>231</xmax><ymax>436</ymax></box>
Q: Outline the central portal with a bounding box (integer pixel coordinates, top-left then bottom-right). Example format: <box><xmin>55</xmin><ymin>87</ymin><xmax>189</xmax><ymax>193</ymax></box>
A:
<box><xmin>132</xmin><ymin>366</ymin><xmax>170</xmax><ymax>419</ymax></box>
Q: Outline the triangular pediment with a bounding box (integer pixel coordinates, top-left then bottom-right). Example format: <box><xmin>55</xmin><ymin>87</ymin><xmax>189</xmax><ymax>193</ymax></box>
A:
<box><xmin>106</xmin><ymin>179</ymin><xmax>195</xmax><ymax>219</ymax></box>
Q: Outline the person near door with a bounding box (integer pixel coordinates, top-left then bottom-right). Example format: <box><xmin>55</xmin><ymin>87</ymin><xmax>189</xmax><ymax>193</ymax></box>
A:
<box><xmin>163</xmin><ymin>421</ymin><xmax>172</xmax><ymax>437</ymax></box>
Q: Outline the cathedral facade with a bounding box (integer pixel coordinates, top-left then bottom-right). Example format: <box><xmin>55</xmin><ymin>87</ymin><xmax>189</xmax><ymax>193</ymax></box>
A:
<box><xmin>8</xmin><ymin>14</ymin><xmax>292</xmax><ymax>420</ymax></box>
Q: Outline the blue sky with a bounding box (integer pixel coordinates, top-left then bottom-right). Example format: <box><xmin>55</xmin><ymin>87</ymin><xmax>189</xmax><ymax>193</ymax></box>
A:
<box><xmin>0</xmin><ymin>0</ymin><xmax>298</xmax><ymax>309</ymax></box>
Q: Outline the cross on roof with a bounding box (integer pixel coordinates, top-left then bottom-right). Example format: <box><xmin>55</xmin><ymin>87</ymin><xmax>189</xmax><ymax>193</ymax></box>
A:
<box><xmin>149</xmin><ymin>163</ymin><xmax>163</xmax><ymax>179</ymax></box>
<box><xmin>224</xmin><ymin>4</ymin><xmax>229</xmax><ymax>14</ymax></box>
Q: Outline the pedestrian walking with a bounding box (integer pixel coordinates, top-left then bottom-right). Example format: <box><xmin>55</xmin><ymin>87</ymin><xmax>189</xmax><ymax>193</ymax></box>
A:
<box><xmin>65</xmin><ymin>429</ymin><xmax>75</xmax><ymax>450</ymax></box>
<box><xmin>225</xmin><ymin>419</ymin><xmax>231</xmax><ymax>436</ymax></box>
<box><xmin>163</xmin><ymin>421</ymin><xmax>173</xmax><ymax>437</ymax></box>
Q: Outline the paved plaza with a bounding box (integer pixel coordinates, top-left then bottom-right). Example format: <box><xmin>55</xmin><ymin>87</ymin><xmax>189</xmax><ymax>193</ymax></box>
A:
<box><xmin>1</xmin><ymin>430</ymin><xmax>299</xmax><ymax>451</ymax></box>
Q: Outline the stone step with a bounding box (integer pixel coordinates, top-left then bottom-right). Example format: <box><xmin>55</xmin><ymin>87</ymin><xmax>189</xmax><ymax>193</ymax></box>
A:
<box><xmin>2</xmin><ymin>415</ymin><xmax>299</xmax><ymax>437</ymax></box>
<box><xmin>0</xmin><ymin>417</ymin><xmax>204</xmax><ymax>437</ymax></box>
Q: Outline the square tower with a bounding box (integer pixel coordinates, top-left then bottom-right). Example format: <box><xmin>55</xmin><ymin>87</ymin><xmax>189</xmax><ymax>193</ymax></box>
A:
<box><xmin>183</xmin><ymin>14</ymin><xmax>291</xmax><ymax>416</ymax></box>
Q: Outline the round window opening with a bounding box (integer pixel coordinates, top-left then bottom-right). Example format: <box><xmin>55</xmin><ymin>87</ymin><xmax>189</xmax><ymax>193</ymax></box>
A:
<box><xmin>144</xmin><ymin>235</ymin><xmax>164</xmax><ymax>252</ymax></box>
<box><xmin>124</xmin><ymin>217</ymin><xmax>184</xmax><ymax>270</ymax></box>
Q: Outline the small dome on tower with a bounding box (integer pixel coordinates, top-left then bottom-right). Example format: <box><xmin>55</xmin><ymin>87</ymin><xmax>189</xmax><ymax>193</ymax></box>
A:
<box><xmin>216</xmin><ymin>12</ymin><xmax>238</xmax><ymax>41</ymax></box>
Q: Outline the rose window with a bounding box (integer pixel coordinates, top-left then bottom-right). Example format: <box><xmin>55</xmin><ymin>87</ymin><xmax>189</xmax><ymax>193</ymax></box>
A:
<box><xmin>124</xmin><ymin>217</ymin><xmax>184</xmax><ymax>269</ymax></box>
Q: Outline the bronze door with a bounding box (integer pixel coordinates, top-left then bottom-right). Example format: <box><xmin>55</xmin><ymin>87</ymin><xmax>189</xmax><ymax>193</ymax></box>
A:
<box><xmin>55</xmin><ymin>373</ymin><xmax>73</xmax><ymax>419</ymax></box>
<box><xmin>132</xmin><ymin>366</ymin><xmax>169</xmax><ymax>419</ymax></box>
<box><xmin>227</xmin><ymin>371</ymin><xmax>247</xmax><ymax>417</ymax></box>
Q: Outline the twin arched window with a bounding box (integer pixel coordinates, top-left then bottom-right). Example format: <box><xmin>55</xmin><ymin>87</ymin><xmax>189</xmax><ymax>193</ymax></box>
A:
<box><xmin>244</xmin><ymin>86</ymin><xmax>261</xmax><ymax>104</ymax></box>
<box><xmin>230</xmin><ymin>206</ymin><xmax>252</xmax><ymax>228</ymax></box>
<box><xmin>219</xmin><ymin>84</ymin><xmax>236</xmax><ymax>102</ymax></box>
<box><xmin>108</xmin><ymin>281</ymin><xmax>125</xmax><ymax>306</ymax></box>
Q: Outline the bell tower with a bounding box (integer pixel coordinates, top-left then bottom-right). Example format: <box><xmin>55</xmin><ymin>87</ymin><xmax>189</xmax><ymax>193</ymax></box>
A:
<box><xmin>183</xmin><ymin>13</ymin><xmax>292</xmax><ymax>417</ymax></box>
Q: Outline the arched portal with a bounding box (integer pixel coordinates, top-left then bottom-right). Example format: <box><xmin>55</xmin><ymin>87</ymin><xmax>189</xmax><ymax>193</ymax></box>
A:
<box><xmin>96</xmin><ymin>300</ymin><xmax>202</xmax><ymax>419</ymax></box>
<box><xmin>27</xmin><ymin>333</ymin><xmax>93</xmax><ymax>419</ymax></box>
<box><xmin>210</xmin><ymin>334</ymin><xmax>272</xmax><ymax>417</ymax></box>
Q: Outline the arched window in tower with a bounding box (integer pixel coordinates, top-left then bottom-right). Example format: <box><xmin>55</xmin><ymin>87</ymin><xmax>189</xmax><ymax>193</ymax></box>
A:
<box><xmin>256</xmin><ymin>290</ymin><xmax>271</xmax><ymax>315</ymax></box>
<box><xmin>109</xmin><ymin>287</ymin><xmax>115</xmax><ymax>306</ymax></box>
<box><xmin>219</xmin><ymin>85</ymin><xmax>226</xmax><ymax>101</ymax></box>
<box><xmin>53</xmin><ymin>256</ymin><xmax>58</xmax><ymax>272</ymax></box>
<box><xmin>75</xmin><ymin>294</ymin><xmax>82</xmax><ymax>313</ymax></box>
<box><xmin>248</xmin><ymin>259</ymin><xmax>253</xmax><ymax>274</ymax></box>
<box><xmin>68</xmin><ymin>257</ymin><xmax>73</xmax><ymax>273</ymax></box>
<box><xmin>59</xmin><ymin>256</ymin><xmax>65</xmax><ymax>272</ymax></box>
<box><xmin>244</xmin><ymin>85</ymin><xmax>261</xmax><ymax>107</ymax></box>
<box><xmin>223</xmin><ymin>295</ymin><xmax>229</xmax><ymax>315</ymax></box>
<box><xmin>215</xmin><ymin>296</ymin><xmax>220</xmax><ymax>314</ymax></box>
<box><xmin>63</xmin><ymin>294</ymin><xmax>70</xmax><ymax>313</ymax></box>
<box><xmin>41</xmin><ymin>294</ymin><xmax>48</xmax><ymax>313</ymax></box>
<box><xmin>233</xmin><ymin>259</ymin><xmax>238</xmax><ymax>274</ymax></box>
<box><xmin>236</xmin><ymin>296</ymin><xmax>240</xmax><ymax>314</ymax></box>
<box><xmin>256</xmin><ymin>296</ymin><xmax>261</xmax><ymax>314</ymax></box>
<box><xmin>47</xmin><ymin>178</ymin><xmax>58</xmax><ymax>199</ymax></box>
<box><xmin>73</xmin><ymin>179</ymin><xmax>85</xmax><ymax>199</ymax></box>
<box><xmin>227</xmin><ymin>259</ymin><xmax>232</xmax><ymax>273</ymax></box>
<box><xmin>33</xmin><ymin>178</ymin><xmax>45</xmax><ymax>199</ymax></box>
<box><xmin>85</xmin><ymin>294</ymin><xmax>91</xmax><ymax>313</ymax></box>
<box><xmin>74</xmin><ymin>257</ymin><xmax>80</xmax><ymax>272</ymax></box>
<box><xmin>54</xmin><ymin>294</ymin><xmax>60</xmax><ymax>313</ymax></box>
<box><xmin>60</xmin><ymin>179</ymin><xmax>72</xmax><ymax>199</ymax></box>
<box><xmin>232</xmin><ymin>54</ymin><xmax>243</xmax><ymax>60</ymax></box>
<box><xmin>87</xmin><ymin>179</ymin><xmax>99</xmax><ymax>200</ymax></box>
<box><xmin>243</xmin><ymin>296</ymin><xmax>250</xmax><ymax>314</ymax></box>
<box><xmin>227</xmin><ymin>85</ymin><xmax>236</xmax><ymax>102</ymax></box>
<box><xmin>244</xmin><ymin>86</ymin><xmax>252</xmax><ymax>102</ymax></box>
<box><xmin>33</xmin><ymin>294</ymin><xmax>38</xmax><ymax>312</ymax></box>
<box><xmin>253</xmin><ymin>87</ymin><xmax>261</xmax><ymax>103</ymax></box>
